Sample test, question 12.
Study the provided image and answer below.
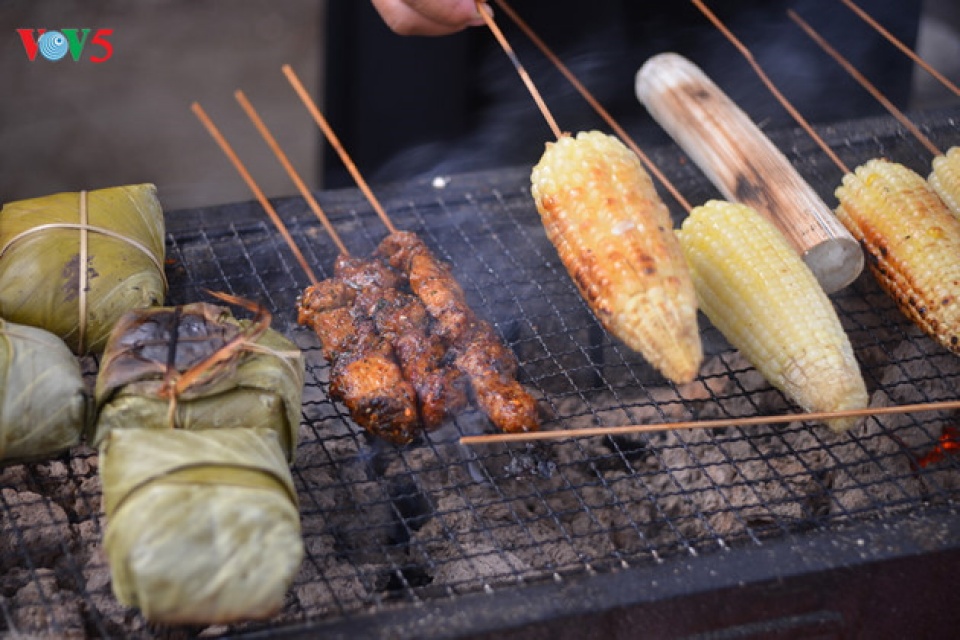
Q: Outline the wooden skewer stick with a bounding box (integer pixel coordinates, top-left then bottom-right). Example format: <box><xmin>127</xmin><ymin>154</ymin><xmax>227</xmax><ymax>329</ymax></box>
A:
<box><xmin>459</xmin><ymin>399</ymin><xmax>960</xmax><ymax>445</ymax></box>
<box><xmin>191</xmin><ymin>102</ymin><xmax>319</xmax><ymax>286</ymax></box>
<box><xmin>839</xmin><ymin>0</ymin><xmax>960</xmax><ymax>99</ymax></box>
<box><xmin>234</xmin><ymin>90</ymin><xmax>351</xmax><ymax>256</ymax></box>
<box><xmin>690</xmin><ymin>0</ymin><xmax>849</xmax><ymax>174</ymax></box>
<box><xmin>476</xmin><ymin>0</ymin><xmax>562</xmax><ymax>140</ymax></box>
<box><xmin>788</xmin><ymin>11</ymin><xmax>941</xmax><ymax>158</ymax></box>
<box><xmin>493</xmin><ymin>0</ymin><xmax>691</xmax><ymax>213</ymax></box>
<box><xmin>282</xmin><ymin>64</ymin><xmax>400</xmax><ymax>236</ymax></box>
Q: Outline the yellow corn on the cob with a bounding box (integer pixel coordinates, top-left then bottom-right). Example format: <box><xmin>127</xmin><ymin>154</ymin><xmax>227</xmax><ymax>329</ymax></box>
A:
<box><xmin>530</xmin><ymin>131</ymin><xmax>702</xmax><ymax>384</ymax></box>
<box><xmin>929</xmin><ymin>146</ymin><xmax>960</xmax><ymax>219</ymax></box>
<box><xmin>836</xmin><ymin>158</ymin><xmax>960</xmax><ymax>357</ymax></box>
<box><xmin>677</xmin><ymin>200</ymin><xmax>868</xmax><ymax>432</ymax></box>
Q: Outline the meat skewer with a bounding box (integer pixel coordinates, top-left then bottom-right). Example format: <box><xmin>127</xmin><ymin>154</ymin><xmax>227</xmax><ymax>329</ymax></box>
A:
<box><xmin>360</xmin><ymin>285</ymin><xmax>470</xmax><ymax>429</ymax></box>
<box><xmin>343</xmin><ymin>252</ymin><xmax>470</xmax><ymax>430</ymax></box>
<box><xmin>205</xmin><ymin>77</ymin><xmax>541</xmax><ymax>441</ymax></box>
<box><xmin>248</xmin><ymin>80</ymin><xmax>505</xmax><ymax>434</ymax></box>
<box><xmin>282</xmin><ymin>66</ymin><xmax>540</xmax><ymax>435</ymax></box>
<box><xmin>296</xmin><ymin>262</ymin><xmax>421</xmax><ymax>444</ymax></box>
<box><xmin>194</xmin><ymin>101</ymin><xmax>423</xmax><ymax>443</ymax></box>
<box><xmin>229</xmin><ymin>96</ymin><xmax>430</xmax><ymax>441</ymax></box>
<box><xmin>377</xmin><ymin>231</ymin><xmax>538</xmax><ymax>433</ymax></box>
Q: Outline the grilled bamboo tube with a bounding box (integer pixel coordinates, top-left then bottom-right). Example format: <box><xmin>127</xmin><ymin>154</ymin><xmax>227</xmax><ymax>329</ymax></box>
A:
<box><xmin>836</xmin><ymin>158</ymin><xmax>960</xmax><ymax>356</ymax></box>
<box><xmin>635</xmin><ymin>53</ymin><xmax>863</xmax><ymax>294</ymax></box>
<box><xmin>530</xmin><ymin>130</ymin><xmax>702</xmax><ymax>384</ymax></box>
<box><xmin>677</xmin><ymin>200</ymin><xmax>868</xmax><ymax>432</ymax></box>
<box><xmin>929</xmin><ymin>146</ymin><xmax>960</xmax><ymax>219</ymax></box>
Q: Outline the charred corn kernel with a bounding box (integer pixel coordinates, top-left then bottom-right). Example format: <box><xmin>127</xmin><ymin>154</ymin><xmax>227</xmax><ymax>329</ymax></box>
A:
<box><xmin>929</xmin><ymin>146</ymin><xmax>960</xmax><ymax>219</ymax></box>
<box><xmin>530</xmin><ymin>131</ymin><xmax>702</xmax><ymax>384</ymax></box>
<box><xmin>677</xmin><ymin>200</ymin><xmax>868</xmax><ymax>432</ymax></box>
<box><xmin>836</xmin><ymin>158</ymin><xmax>960</xmax><ymax>357</ymax></box>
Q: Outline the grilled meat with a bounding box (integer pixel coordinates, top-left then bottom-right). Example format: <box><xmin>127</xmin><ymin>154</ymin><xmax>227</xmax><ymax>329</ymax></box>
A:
<box><xmin>378</xmin><ymin>232</ymin><xmax>540</xmax><ymax>433</ymax></box>
<box><xmin>329</xmin><ymin>318</ymin><xmax>420</xmax><ymax>444</ymax></box>
<box><xmin>359</xmin><ymin>286</ymin><xmax>470</xmax><ymax>429</ymax></box>
<box><xmin>378</xmin><ymin>232</ymin><xmax>474</xmax><ymax>343</ymax></box>
<box><xmin>334</xmin><ymin>253</ymin><xmax>402</xmax><ymax>291</ymax></box>
<box><xmin>297</xmin><ymin>279</ymin><xmax>355</xmax><ymax>362</ymax></box>
<box><xmin>297</xmin><ymin>272</ymin><xmax>420</xmax><ymax>445</ymax></box>
<box><xmin>299</xmin><ymin>232</ymin><xmax>540</xmax><ymax>440</ymax></box>
<box><xmin>453</xmin><ymin>324</ymin><xmax>538</xmax><ymax>434</ymax></box>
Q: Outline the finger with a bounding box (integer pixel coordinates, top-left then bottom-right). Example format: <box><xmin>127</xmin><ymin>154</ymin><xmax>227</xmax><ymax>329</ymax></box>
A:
<box><xmin>371</xmin><ymin>0</ymin><xmax>490</xmax><ymax>36</ymax></box>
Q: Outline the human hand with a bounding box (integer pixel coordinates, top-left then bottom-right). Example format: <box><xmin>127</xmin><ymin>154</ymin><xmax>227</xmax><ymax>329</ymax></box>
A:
<box><xmin>370</xmin><ymin>0</ymin><xmax>492</xmax><ymax>36</ymax></box>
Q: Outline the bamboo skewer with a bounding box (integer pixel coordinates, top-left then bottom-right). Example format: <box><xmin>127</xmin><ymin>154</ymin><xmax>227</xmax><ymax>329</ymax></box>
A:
<box><xmin>788</xmin><ymin>11</ymin><xmax>941</xmax><ymax>158</ymax></box>
<box><xmin>476</xmin><ymin>1</ymin><xmax>561</xmax><ymax>141</ymax></box>
<box><xmin>839</xmin><ymin>0</ymin><xmax>960</xmax><ymax>100</ymax></box>
<box><xmin>234</xmin><ymin>90</ymin><xmax>351</xmax><ymax>257</ymax></box>
<box><xmin>690</xmin><ymin>0</ymin><xmax>850</xmax><ymax>175</ymax></box>
<box><xmin>460</xmin><ymin>399</ymin><xmax>960</xmax><ymax>445</ymax></box>
<box><xmin>493</xmin><ymin>0</ymin><xmax>691</xmax><ymax>212</ymax></box>
<box><xmin>191</xmin><ymin>102</ymin><xmax>320</xmax><ymax>287</ymax></box>
<box><xmin>282</xmin><ymin>64</ymin><xmax>400</xmax><ymax>236</ymax></box>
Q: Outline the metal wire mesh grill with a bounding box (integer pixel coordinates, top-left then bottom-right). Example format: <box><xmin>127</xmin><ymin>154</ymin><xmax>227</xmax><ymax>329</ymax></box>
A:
<box><xmin>2</xmin><ymin>108</ymin><xmax>960</xmax><ymax>638</ymax></box>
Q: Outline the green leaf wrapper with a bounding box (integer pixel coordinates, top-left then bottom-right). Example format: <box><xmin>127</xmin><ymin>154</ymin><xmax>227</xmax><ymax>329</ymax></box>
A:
<box><xmin>0</xmin><ymin>184</ymin><xmax>166</xmax><ymax>354</ymax></box>
<box><xmin>92</xmin><ymin>302</ymin><xmax>305</xmax><ymax>462</ymax></box>
<box><xmin>0</xmin><ymin>319</ymin><xmax>91</xmax><ymax>464</ymax></box>
<box><xmin>100</xmin><ymin>428</ymin><xmax>303</xmax><ymax>625</ymax></box>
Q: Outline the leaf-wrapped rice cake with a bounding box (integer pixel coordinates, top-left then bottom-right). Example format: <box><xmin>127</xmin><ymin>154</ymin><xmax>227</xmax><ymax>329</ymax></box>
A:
<box><xmin>0</xmin><ymin>319</ymin><xmax>91</xmax><ymax>464</ymax></box>
<box><xmin>92</xmin><ymin>302</ymin><xmax>304</xmax><ymax>461</ymax></box>
<box><xmin>100</xmin><ymin>427</ymin><xmax>303</xmax><ymax>625</ymax></box>
<box><xmin>0</xmin><ymin>184</ymin><xmax>166</xmax><ymax>354</ymax></box>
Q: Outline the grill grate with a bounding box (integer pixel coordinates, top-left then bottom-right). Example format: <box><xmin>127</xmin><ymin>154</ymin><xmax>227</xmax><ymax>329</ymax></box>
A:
<box><xmin>3</xmin><ymin>108</ymin><xmax>960</xmax><ymax>638</ymax></box>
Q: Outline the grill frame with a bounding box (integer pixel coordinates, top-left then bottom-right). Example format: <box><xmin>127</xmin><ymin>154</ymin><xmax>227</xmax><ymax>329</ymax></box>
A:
<box><xmin>3</xmin><ymin>107</ymin><xmax>960</xmax><ymax>638</ymax></box>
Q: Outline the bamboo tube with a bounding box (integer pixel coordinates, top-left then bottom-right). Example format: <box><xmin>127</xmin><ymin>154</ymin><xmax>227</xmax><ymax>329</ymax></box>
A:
<box><xmin>635</xmin><ymin>53</ymin><xmax>863</xmax><ymax>294</ymax></box>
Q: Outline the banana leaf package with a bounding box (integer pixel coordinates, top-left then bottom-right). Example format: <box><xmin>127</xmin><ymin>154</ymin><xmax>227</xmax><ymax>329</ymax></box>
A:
<box><xmin>0</xmin><ymin>319</ymin><xmax>91</xmax><ymax>465</ymax></box>
<box><xmin>100</xmin><ymin>427</ymin><xmax>303</xmax><ymax>625</ymax></box>
<box><xmin>0</xmin><ymin>184</ymin><xmax>167</xmax><ymax>354</ymax></box>
<box><xmin>92</xmin><ymin>299</ymin><xmax>305</xmax><ymax>461</ymax></box>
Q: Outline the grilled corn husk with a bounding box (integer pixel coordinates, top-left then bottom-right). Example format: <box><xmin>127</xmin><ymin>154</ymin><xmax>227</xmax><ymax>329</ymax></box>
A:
<box><xmin>530</xmin><ymin>131</ymin><xmax>702</xmax><ymax>383</ymax></box>
<box><xmin>929</xmin><ymin>146</ymin><xmax>960</xmax><ymax>219</ymax></box>
<box><xmin>677</xmin><ymin>200</ymin><xmax>868</xmax><ymax>432</ymax></box>
<box><xmin>836</xmin><ymin>158</ymin><xmax>960</xmax><ymax>356</ymax></box>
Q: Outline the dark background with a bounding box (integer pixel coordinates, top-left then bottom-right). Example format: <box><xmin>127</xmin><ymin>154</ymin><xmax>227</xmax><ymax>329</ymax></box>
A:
<box><xmin>324</xmin><ymin>0</ymin><xmax>941</xmax><ymax>187</ymax></box>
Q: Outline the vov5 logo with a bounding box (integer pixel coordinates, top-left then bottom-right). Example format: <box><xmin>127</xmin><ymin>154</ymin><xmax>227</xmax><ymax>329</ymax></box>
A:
<box><xmin>16</xmin><ymin>29</ymin><xmax>114</xmax><ymax>63</ymax></box>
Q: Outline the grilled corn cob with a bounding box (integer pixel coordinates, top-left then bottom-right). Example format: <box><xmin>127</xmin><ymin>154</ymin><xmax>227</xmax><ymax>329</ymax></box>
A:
<box><xmin>836</xmin><ymin>158</ymin><xmax>960</xmax><ymax>357</ymax></box>
<box><xmin>929</xmin><ymin>146</ymin><xmax>960</xmax><ymax>219</ymax></box>
<box><xmin>677</xmin><ymin>200</ymin><xmax>868</xmax><ymax>432</ymax></box>
<box><xmin>530</xmin><ymin>131</ymin><xmax>702</xmax><ymax>384</ymax></box>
